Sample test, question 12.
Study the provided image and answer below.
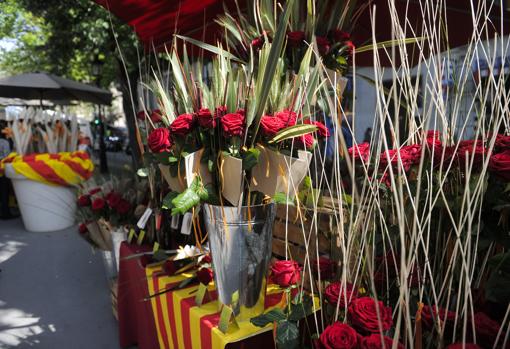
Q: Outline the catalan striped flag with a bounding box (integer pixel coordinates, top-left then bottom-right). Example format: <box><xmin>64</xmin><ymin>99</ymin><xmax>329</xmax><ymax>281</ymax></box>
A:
<box><xmin>0</xmin><ymin>151</ymin><xmax>94</xmax><ymax>186</ymax></box>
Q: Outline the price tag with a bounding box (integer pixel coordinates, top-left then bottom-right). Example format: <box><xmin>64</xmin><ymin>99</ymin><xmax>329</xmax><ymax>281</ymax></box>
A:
<box><xmin>137</xmin><ymin>207</ymin><xmax>153</xmax><ymax>229</ymax></box>
<box><xmin>136</xmin><ymin>230</ymin><xmax>145</xmax><ymax>245</ymax></box>
<box><xmin>218</xmin><ymin>305</ymin><xmax>233</xmax><ymax>333</ymax></box>
<box><xmin>171</xmin><ymin>214</ymin><xmax>180</xmax><ymax>230</ymax></box>
<box><xmin>153</xmin><ymin>242</ymin><xmax>160</xmax><ymax>253</ymax></box>
<box><xmin>195</xmin><ymin>283</ymin><xmax>208</xmax><ymax>306</ymax></box>
<box><xmin>180</xmin><ymin>212</ymin><xmax>192</xmax><ymax>235</ymax></box>
<box><xmin>127</xmin><ymin>228</ymin><xmax>135</xmax><ymax>244</ymax></box>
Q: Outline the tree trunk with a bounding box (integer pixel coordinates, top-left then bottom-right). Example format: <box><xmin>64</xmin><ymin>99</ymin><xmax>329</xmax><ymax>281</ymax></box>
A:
<box><xmin>118</xmin><ymin>66</ymin><xmax>143</xmax><ymax>170</ymax></box>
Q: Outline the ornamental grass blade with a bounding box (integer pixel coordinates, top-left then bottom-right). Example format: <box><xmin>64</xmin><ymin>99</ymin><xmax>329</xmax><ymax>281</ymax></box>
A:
<box><xmin>249</xmin><ymin>0</ymin><xmax>295</xmax><ymax>142</ymax></box>
<box><xmin>175</xmin><ymin>35</ymin><xmax>245</xmax><ymax>63</ymax></box>
<box><xmin>150</xmin><ymin>71</ymin><xmax>176</xmax><ymax>124</ymax></box>
<box><xmin>269</xmin><ymin>124</ymin><xmax>318</xmax><ymax>144</ymax></box>
<box><xmin>355</xmin><ymin>37</ymin><xmax>425</xmax><ymax>53</ymax></box>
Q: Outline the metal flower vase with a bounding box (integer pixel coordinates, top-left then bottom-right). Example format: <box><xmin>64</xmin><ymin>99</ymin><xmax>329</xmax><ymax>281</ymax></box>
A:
<box><xmin>203</xmin><ymin>203</ymin><xmax>276</xmax><ymax>321</ymax></box>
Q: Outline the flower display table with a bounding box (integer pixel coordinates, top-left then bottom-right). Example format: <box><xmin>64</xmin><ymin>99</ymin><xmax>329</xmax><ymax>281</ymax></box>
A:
<box><xmin>117</xmin><ymin>242</ymin><xmax>160</xmax><ymax>349</ymax></box>
<box><xmin>145</xmin><ymin>263</ymin><xmax>286</xmax><ymax>349</ymax></box>
<box><xmin>118</xmin><ymin>242</ymin><xmax>320</xmax><ymax>349</ymax></box>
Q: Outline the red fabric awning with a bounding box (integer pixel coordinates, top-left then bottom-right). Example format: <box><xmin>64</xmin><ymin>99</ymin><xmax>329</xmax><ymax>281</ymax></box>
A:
<box><xmin>94</xmin><ymin>0</ymin><xmax>509</xmax><ymax>65</ymax></box>
<box><xmin>94</xmin><ymin>0</ymin><xmax>238</xmax><ymax>51</ymax></box>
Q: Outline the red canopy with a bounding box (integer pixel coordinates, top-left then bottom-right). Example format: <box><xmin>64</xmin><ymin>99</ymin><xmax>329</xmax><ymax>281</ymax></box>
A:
<box><xmin>94</xmin><ymin>0</ymin><xmax>238</xmax><ymax>51</ymax></box>
<box><xmin>94</xmin><ymin>0</ymin><xmax>509</xmax><ymax>65</ymax></box>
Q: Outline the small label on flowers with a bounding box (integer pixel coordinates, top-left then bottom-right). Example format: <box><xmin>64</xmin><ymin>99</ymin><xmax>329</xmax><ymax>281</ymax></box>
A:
<box><xmin>180</xmin><ymin>212</ymin><xmax>192</xmax><ymax>235</ymax></box>
<box><xmin>137</xmin><ymin>207</ymin><xmax>152</xmax><ymax>229</ymax></box>
<box><xmin>171</xmin><ymin>214</ymin><xmax>180</xmax><ymax>230</ymax></box>
<box><xmin>195</xmin><ymin>283</ymin><xmax>208</xmax><ymax>306</ymax></box>
<box><xmin>136</xmin><ymin>230</ymin><xmax>145</xmax><ymax>245</ymax></box>
<box><xmin>218</xmin><ymin>305</ymin><xmax>238</xmax><ymax>333</ymax></box>
<box><xmin>127</xmin><ymin>228</ymin><xmax>135</xmax><ymax>244</ymax></box>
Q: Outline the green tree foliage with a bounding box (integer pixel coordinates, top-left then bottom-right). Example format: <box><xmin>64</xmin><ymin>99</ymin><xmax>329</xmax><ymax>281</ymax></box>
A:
<box><xmin>0</xmin><ymin>0</ymin><xmax>143</xmax><ymax>166</ymax></box>
<box><xmin>0</xmin><ymin>0</ymin><xmax>138</xmax><ymax>88</ymax></box>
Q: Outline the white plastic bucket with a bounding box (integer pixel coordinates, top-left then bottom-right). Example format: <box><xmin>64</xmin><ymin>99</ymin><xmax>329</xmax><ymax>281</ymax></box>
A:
<box><xmin>5</xmin><ymin>163</ymin><xmax>77</xmax><ymax>232</ymax></box>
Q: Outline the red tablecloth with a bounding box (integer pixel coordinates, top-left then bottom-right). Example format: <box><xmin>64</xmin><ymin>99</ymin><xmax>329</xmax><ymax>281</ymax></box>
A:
<box><xmin>118</xmin><ymin>242</ymin><xmax>159</xmax><ymax>349</ymax></box>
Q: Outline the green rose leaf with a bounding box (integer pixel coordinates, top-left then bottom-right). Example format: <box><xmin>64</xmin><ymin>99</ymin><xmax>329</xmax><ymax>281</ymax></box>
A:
<box><xmin>288</xmin><ymin>295</ymin><xmax>314</xmax><ymax>321</ymax></box>
<box><xmin>275</xmin><ymin>320</ymin><xmax>299</xmax><ymax>349</ymax></box>
<box><xmin>171</xmin><ymin>188</ymin><xmax>200</xmax><ymax>215</ymax></box>
<box><xmin>250</xmin><ymin>308</ymin><xmax>287</xmax><ymax>327</ymax></box>
<box><xmin>162</xmin><ymin>191</ymin><xmax>178</xmax><ymax>210</ymax></box>
<box><xmin>242</xmin><ymin>147</ymin><xmax>260</xmax><ymax>171</ymax></box>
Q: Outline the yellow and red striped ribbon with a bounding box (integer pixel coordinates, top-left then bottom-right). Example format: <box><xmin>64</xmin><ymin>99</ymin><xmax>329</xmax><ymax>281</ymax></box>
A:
<box><xmin>0</xmin><ymin>151</ymin><xmax>94</xmax><ymax>186</ymax></box>
<box><xmin>146</xmin><ymin>264</ymin><xmax>296</xmax><ymax>349</ymax></box>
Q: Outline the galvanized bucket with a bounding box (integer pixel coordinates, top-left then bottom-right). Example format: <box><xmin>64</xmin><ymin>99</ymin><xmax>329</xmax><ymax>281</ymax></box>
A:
<box><xmin>203</xmin><ymin>203</ymin><xmax>276</xmax><ymax>320</ymax></box>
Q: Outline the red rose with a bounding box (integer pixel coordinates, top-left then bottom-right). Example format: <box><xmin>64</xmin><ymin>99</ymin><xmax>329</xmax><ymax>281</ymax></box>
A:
<box><xmin>495</xmin><ymin>134</ymin><xmax>510</xmax><ymax>152</ymax></box>
<box><xmin>77</xmin><ymin>195</ymin><xmax>91</xmax><ymax>207</ymax></box>
<box><xmin>197</xmin><ymin>108</ymin><xmax>215</xmax><ymax>128</ymax></box>
<box><xmin>426</xmin><ymin>130</ymin><xmax>442</xmax><ymax>153</ymax></box>
<box><xmin>275</xmin><ymin>109</ymin><xmax>298</xmax><ymax>126</ymax></box>
<box><xmin>170</xmin><ymin>113</ymin><xmax>195</xmax><ymax>136</ymax></box>
<box><xmin>489</xmin><ymin>150</ymin><xmax>510</xmax><ymax>181</ymax></box>
<box><xmin>314</xmin><ymin>122</ymin><xmax>329</xmax><ymax>138</ymax></box>
<box><xmin>260</xmin><ymin>115</ymin><xmax>285</xmax><ymax>137</ymax></box>
<box><xmin>200</xmin><ymin>254</ymin><xmax>212</xmax><ymax>264</ymax></box>
<box><xmin>89</xmin><ymin>187</ymin><xmax>101</xmax><ymax>195</ymax></box>
<box><xmin>106</xmin><ymin>192</ymin><xmax>122</xmax><ymax>209</ymax></box>
<box><xmin>136</xmin><ymin>110</ymin><xmax>147</xmax><ymax>120</ymax></box>
<box><xmin>457</xmin><ymin>140</ymin><xmax>487</xmax><ymax>170</ymax></box>
<box><xmin>116</xmin><ymin>199</ymin><xmax>131</xmax><ymax>215</ymax></box>
<box><xmin>434</xmin><ymin>145</ymin><xmax>456</xmax><ymax>166</ymax></box>
<box><xmin>305</xmin><ymin>120</ymin><xmax>330</xmax><ymax>138</ymax></box>
<box><xmin>472</xmin><ymin>312</ymin><xmax>502</xmax><ymax>348</ymax></box>
<box><xmin>78</xmin><ymin>223</ymin><xmax>88</xmax><ymax>235</ymax></box>
<box><xmin>148</xmin><ymin>127</ymin><xmax>172</xmax><ymax>153</ymax></box>
<box><xmin>221</xmin><ymin>112</ymin><xmax>245</xmax><ymax>137</ymax></box>
<box><xmin>312</xmin><ymin>256</ymin><xmax>335</xmax><ymax>280</ymax></box>
<box><xmin>215</xmin><ymin>105</ymin><xmax>228</xmax><ymax>119</ymax></box>
<box><xmin>445</xmin><ymin>344</ymin><xmax>481</xmax><ymax>349</ymax></box>
<box><xmin>197</xmin><ymin>267</ymin><xmax>213</xmax><ymax>285</ymax></box>
<box><xmin>296</xmin><ymin>133</ymin><xmax>315</xmax><ymax>149</ymax></box>
<box><xmin>150</xmin><ymin>109</ymin><xmax>163</xmax><ymax>123</ymax></box>
<box><xmin>348</xmin><ymin>143</ymin><xmax>370</xmax><ymax>163</ymax></box>
<box><xmin>91</xmin><ymin>197</ymin><xmax>105</xmax><ymax>211</ymax></box>
<box><xmin>270</xmin><ymin>260</ymin><xmax>301</xmax><ymax>288</ymax></box>
<box><xmin>344</xmin><ymin>41</ymin><xmax>355</xmax><ymax>55</ymax></box>
<box><xmin>325</xmin><ymin>282</ymin><xmax>358</xmax><ymax>309</ymax></box>
<box><xmin>359</xmin><ymin>334</ymin><xmax>404</xmax><ymax>349</ymax></box>
<box><xmin>316</xmin><ymin>36</ymin><xmax>331</xmax><ymax>55</ymax></box>
<box><xmin>402</xmin><ymin>144</ymin><xmax>422</xmax><ymax>166</ymax></box>
<box><xmin>287</xmin><ymin>31</ymin><xmax>305</xmax><ymax>47</ymax></box>
<box><xmin>330</xmin><ymin>29</ymin><xmax>351</xmax><ymax>43</ymax></box>
<box><xmin>348</xmin><ymin>297</ymin><xmax>393</xmax><ymax>334</ymax></box>
<box><xmin>421</xmin><ymin>305</ymin><xmax>456</xmax><ymax>330</ymax></box>
<box><xmin>251</xmin><ymin>36</ymin><xmax>264</xmax><ymax>49</ymax></box>
<box><xmin>380</xmin><ymin>145</ymin><xmax>420</xmax><ymax>172</ymax></box>
<box><xmin>319</xmin><ymin>322</ymin><xmax>359</xmax><ymax>349</ymax></box>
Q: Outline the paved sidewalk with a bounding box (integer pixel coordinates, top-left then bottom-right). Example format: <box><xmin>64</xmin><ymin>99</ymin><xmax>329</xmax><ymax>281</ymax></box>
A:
<box><xmin>0</xmin><ymin>218</ymin><xmax>121</xmax><ymax>348</ymax></box>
